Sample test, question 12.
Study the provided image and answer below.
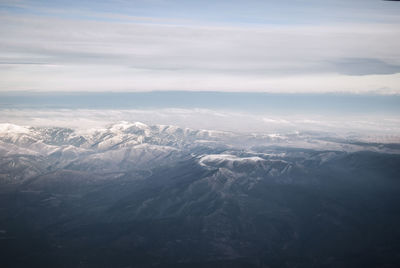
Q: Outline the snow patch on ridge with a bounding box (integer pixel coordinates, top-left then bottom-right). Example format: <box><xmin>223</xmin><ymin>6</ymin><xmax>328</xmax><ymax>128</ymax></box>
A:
<box><xmin>199</xmin><ymin>154</ymin><xmax>264</xmax><ymax>167</ymax></box>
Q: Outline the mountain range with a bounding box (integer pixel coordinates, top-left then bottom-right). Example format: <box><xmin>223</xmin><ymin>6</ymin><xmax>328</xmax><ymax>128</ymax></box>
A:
<box><xmin>1</xmin><ymin>122</ymin><xmax>400</xmax><ymax>267</ymax></box>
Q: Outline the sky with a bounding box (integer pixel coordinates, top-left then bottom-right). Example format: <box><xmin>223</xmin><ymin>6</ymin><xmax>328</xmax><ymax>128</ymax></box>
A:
<box><xmin>0</xmin><ymin>0</ymin><xmax>400</xmax><ymax>93</ymax></box>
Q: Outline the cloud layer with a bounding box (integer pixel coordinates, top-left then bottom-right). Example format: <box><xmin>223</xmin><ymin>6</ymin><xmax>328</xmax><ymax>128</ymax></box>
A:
<box><xmin>0</xmin><ymin>1</ymin><xmax>400</xmax><ymax>93</ymax></box>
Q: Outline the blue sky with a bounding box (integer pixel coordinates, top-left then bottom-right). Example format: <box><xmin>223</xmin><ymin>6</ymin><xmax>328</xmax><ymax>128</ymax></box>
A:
<box><xmin>2</xmin><ymin>0</ymin><xmax>400</xmax><ymax>24</ymax></box>
<box><xmin>1</xmin><ymin>91</ymin><xmax>400</xmax><ymax>115</ymax></box>
<box><xmin>0</xmin><ymin>0</ymin><xmax>400</xmax><ymax>93</ymax></box>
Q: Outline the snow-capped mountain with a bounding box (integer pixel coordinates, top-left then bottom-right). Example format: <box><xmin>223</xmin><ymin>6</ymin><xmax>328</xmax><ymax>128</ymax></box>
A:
<box><xmin>1</xmin><ymin>122</ymin><xmax>400</xmax><ymax>267</ymax></box>
<box><xmin>1</xmin><ymin>121</ymin><xmax>398</xmax><ymax>183</ymax></box>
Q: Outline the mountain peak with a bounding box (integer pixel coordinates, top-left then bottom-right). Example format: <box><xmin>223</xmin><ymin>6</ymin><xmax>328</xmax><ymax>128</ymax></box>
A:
<box><xmin>109</xmin><ymin>121</ymin><xmax>149</xmax><ymax>132</ymax></box>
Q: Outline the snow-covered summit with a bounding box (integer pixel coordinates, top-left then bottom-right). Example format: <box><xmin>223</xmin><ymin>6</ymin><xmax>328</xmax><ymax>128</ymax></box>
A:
<box><xmin>0</xmin><ymin>123</ymin><xmax>31</xmax><ymax>134</ymax></box>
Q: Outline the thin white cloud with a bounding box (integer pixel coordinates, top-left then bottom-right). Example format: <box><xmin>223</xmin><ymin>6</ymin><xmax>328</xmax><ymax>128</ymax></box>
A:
<box><xmin>0</xmin><ymin>64</ymin><xmax>399</xmax><ymax>93</ymax></box>
<box><xmin>0</xmin><ymin>11</ymin><xmax>400</xmax><ymax>93</ymax></box>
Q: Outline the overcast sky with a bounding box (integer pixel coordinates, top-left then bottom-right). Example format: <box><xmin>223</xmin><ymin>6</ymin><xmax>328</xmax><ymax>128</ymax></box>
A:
<box><xmin>0</xmin><ymin>0</ymin><xmax>400</xmax><ymax>93</ymax></box>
